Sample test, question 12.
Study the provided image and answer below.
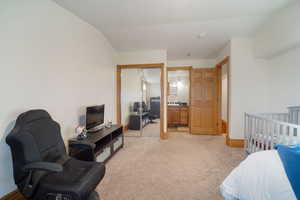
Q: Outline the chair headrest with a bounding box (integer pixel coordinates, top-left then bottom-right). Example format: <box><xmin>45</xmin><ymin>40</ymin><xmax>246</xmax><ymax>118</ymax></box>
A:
<box><xmin>16</xmin><ymin>109</ymin><xmax>52</xmax><ymax>125</ymax></box>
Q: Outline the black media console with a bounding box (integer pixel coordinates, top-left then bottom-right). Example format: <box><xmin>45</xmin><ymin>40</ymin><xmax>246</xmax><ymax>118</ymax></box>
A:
<box><xmin>68</xmin><ymin>125</ymin><xmax>123</xmax><ymax>163</ymax></box>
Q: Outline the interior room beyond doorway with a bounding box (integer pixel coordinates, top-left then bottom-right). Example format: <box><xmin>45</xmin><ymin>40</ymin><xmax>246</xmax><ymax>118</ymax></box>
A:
<box><xmin>167</xmin><ymin>67</ymin><xmax>191</xmax><ymax>133</ymax></box>
<box><xmin>116</xmin><ymin>64</ymin><xmax>165</xmax><ymax>139</ymax></box>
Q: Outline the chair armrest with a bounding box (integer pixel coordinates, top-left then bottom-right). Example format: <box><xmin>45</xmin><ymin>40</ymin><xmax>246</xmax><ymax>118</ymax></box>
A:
<box><xmin>69</xmin><ymin>140</ymin><xmax>96</xmax><ymax>149</ymax></box>
<box><xmin>21</xmin><ymin>162</ymin><xmax>62</xmax><ymax>198</ymax></box>
<box><xmin>23</xmin><ymin>162</ymin><xmax>63</xmax><ymax>173</ymax></box>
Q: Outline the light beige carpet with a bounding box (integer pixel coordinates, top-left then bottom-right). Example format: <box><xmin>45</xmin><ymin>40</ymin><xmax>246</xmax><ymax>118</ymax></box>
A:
<box><xmin>97</xmin><ymin>132</ymin><xmax>245</xmax><ymax>200</ymax></box>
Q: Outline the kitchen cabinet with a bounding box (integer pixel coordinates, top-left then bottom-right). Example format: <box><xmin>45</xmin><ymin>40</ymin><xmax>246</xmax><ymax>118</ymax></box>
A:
<box><xmin>168</xmin><ymin>106</ymin><xmax>189</xmax><ymax>127</ymax></box>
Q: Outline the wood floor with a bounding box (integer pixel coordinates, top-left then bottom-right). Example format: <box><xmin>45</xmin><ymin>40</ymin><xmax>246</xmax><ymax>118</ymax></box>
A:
<box><xmin>167</xmin><ymin>126</ymin><xmax>189</xmax><ymax>132</ymax></box>
<box><xmin>1</xmin><ymin>191</ymin><xmax>24</xmax><ymax>200</ymax></box>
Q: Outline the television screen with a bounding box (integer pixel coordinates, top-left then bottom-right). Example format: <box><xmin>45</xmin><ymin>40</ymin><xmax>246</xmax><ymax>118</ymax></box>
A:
<box><xmin>86</xmin><ymin>105</ymin><xmax>104</xmax><ymax>130</ymax></box>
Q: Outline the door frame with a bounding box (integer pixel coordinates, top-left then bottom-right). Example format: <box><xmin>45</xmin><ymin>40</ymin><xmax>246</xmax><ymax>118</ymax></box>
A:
<box><xmin>167</xmin><ymin>66</ymin><xmax>192</xmax><ymax>133</ymax></box>
<box><xmin>216</xmin><ymin>56</ymin><xmax>230</xmax><ymax>141</ymax></box>
<box><xmin>116</xmin><ymin>63</ymin><xmax>166</xmax><ymax>139</ymax></box>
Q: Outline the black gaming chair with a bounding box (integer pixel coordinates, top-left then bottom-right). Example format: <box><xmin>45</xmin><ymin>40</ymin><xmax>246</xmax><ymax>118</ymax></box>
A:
<box><xmin>149</xmin><ymin>97</ymin><xmax>160</xmax><ymax>123</ymax></box>
<box><xmin>6</xmin><ymin>110</ymin><xmax>105</xmax><ymax>200</ymax></box>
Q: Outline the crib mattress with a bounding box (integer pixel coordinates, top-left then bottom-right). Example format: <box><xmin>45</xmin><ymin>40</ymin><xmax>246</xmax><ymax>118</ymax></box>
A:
<box><xmin>220</xmin><ymin>150</ymin><xmax>296</xmax><ymax>200</ymax></box>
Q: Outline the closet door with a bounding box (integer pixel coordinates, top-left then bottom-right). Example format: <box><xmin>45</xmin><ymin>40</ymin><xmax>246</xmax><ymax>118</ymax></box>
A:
<box><xmin>121</xmin><ymin>68</ymin><xmax>144</xmax><ymax>137</ymax></box>
<box><xmin>190</xmin><ymin>68</ymin><xmax>218</xmax><ymax>134</ymax></box>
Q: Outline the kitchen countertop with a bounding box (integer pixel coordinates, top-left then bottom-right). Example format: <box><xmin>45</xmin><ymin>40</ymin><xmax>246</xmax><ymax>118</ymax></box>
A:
<box><xmin>168</xmin><ymin>104</ymin><xmax>189</xmax><ymax>107</ymax></box>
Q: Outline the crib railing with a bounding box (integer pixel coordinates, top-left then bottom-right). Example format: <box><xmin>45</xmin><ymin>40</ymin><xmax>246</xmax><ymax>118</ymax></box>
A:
<box><xmin>288</xmin><ymin>106</ymin><xmax>300</xmax><ymax>125</ymax></box>
<box><xmin>259</xmin><ymin>113</ymin><xmax>289</xmax><ymax>122</ymax></box>
<box><xmin>244</xmin><ymin>113</ymin><xmax>300</xmax><ymax>154</ymax></box>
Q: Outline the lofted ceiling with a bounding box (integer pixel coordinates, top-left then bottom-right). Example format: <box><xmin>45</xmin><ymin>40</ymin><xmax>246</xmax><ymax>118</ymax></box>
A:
<box><xmin>53</xmin><ymin>0</ymin><xmax>295</xmax><ymax>60</ymax></box>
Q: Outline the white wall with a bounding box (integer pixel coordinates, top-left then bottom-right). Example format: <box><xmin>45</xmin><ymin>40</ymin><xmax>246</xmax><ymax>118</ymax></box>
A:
<box><xmin>149</xmin><ymin>83</ymin><xmax>161</xmax><ymax>98</ymax></box>
<box><xmin>229</xmin><ymin>38</ymin><xmax>269</xmax><ymax>139</ymax></box>
<box><xmin>266</xmin><ymin>47</ymin><xmax>300</xmax><ymax>112</ymax></box>
<box><xmin>0</xmin><ymin>0</ymin><xmax>116</xmax><ymax>197</ymax></box>
<box><xmin>117</xmin><ymin>50</ymin><xmax>167</xmax><ymax>65</ymax></box>
<box><xmin>168</xmin><ymin>59</ymin><xmax>215</xmax><ymax>68</ymax></box>
<box><xmin>216</xmin><ymin>42</ymin><xmax>231</xmax><ymax>64</ymax></box>
<box><xmin>226</xmin><ymin>1</ymin><xmax>300</xmax><ymax>140</ymax></box>
<box><xmin>252</xmin><ymin>0</ymin><xmax>300</xmax><ymax>113</ymax></box>
<box><xmin>254</xmin><ymin>1</ymin><xmax>300</xmax><ymax>59</ymax></box>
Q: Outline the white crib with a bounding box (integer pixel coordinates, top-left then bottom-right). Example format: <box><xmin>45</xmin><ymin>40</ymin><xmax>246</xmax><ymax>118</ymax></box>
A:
<box><xmin>244</xmin><ymin>106</ymin><xmax>300</xmax><ymax>154</ymax></box>
<box><xmin>288</xmin><ymin>106</ymin><xmax>300</xmax><ymax>125</ymax></box>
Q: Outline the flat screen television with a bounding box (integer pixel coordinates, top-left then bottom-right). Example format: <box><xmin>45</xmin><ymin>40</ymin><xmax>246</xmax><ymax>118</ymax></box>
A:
<box><xmin>86</xmin><ymin>105</ymin><xmax>105</xmax><ymax>132</ymax></box>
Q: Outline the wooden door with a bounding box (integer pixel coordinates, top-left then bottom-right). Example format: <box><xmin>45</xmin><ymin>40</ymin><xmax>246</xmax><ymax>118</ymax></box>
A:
<box><xmin>190</xmin><ymin>68</ymin><xmax>218</xmax><ymax>134</ymax></box>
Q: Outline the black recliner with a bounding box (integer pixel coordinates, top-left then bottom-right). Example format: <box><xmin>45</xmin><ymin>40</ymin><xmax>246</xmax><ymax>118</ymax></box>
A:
<box><xmin>6</xmin><ymin>110</ymin><xmax>105</xmax><ymax>200</ymax></box>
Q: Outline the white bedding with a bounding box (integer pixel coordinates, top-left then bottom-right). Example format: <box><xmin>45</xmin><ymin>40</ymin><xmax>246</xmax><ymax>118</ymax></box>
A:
<box><xmin>220</xmin><ymin>150</ymin><xmax>297</xmax><ymax>200</ymax></box>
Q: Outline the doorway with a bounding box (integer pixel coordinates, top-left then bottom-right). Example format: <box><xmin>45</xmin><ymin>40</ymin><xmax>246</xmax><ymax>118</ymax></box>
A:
<box><xmin>167</xmin><ymin>65</ymin><xmax>223</xmax><ymax>135</ymax></box>
<box><xmin>167</xmin><ymin>66</ymin><xmax>191</xmax><ymax>133</ymax></box>
<box><xmin>190</xmin><ymin>68</ymin><xmax>220</xmax><ymax>134</ymax></box>
<box><xmin>216</xmin><ymin>57</ymin><xmax>230</xmax><ymax>139</ymax></box>
<box><xmin>116</xmin><ymin>64</ymin><xmax>165</xmax><ymax>139</ymax></box>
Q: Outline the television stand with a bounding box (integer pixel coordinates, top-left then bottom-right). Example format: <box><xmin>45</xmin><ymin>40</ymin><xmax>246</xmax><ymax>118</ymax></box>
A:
<box><xmin>68</xmin><ymin>125</ymin><xmax>123</xmax><ymax>163</ymax></box>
